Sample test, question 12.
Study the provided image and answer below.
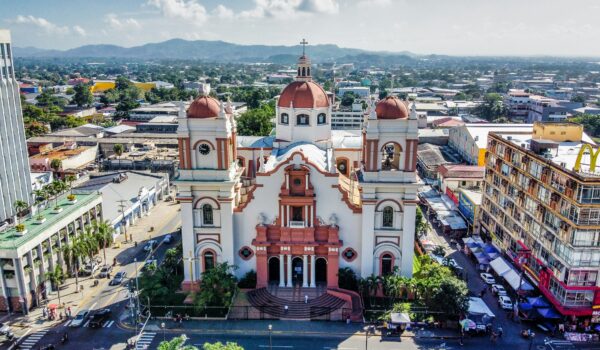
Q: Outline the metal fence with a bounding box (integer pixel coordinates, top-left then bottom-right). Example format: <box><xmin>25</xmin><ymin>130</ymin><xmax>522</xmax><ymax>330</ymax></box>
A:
<box><xmin>147</xmin><ymin>305</ymin><xmax>353</xmax><ymax>321</ymax></box>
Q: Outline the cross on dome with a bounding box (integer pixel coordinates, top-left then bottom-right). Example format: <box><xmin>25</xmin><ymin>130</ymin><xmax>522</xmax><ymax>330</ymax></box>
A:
<box><xmin>300</xmin><ymin>38</ymin><xmax>308</xmax><ymax>56</ymax></box>
<box><xmin>296</xmin><ymin>38</ymin><xmax>311</xmax><ymax>81</ymax></box>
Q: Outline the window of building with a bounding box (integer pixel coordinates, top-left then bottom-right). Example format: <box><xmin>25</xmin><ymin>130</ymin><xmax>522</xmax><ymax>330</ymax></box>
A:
<box><xmin>280</xmin><ymin>113</ymin><xmax>289</xmax><ymax>125</ymax></box>
<box><xmin>292</xmin><ymin>206</ymin><xmax>303</xmax><ymax>221</ymax></box>
<box><xmin>296</xmin><ymin>114</ymin><xmax>309</xmax><ymax>126</ymax></box>
<box><xmin>317</xmin><ymin>113</ymin><xmax>327</xmax><ymax>125</ymax></box>
<box><xmin>566</xmin><ymin>270</ymin><xmax>598</xmax><ymax>286</ymax></box>
<box><xmin>382</xmin><ymin>206</ymin><xmax>394</xmax><ymax>228</ymax></box>
<box><xmin>202</xmin><ymin>204</ymin><xmax>213</xmax><ymax>226</ymax></box>
<box><xmin>381</xmin><ymin>254</ymin><xmax>393</xmax><ymax>276</ymax></box>
<box><xmin>203</xmin><ymin>251</ymin><xmax>215</xmax><ymax>271</ymax></box>
<box><xmin>342</xmin><ymin>248</ymin><xmax>357</xmax><ymax>262</ymax></box>
<box><xmin>238</xmin><ymin>246</ymin><xmax>254</xmax><ymax>260</ymax></box>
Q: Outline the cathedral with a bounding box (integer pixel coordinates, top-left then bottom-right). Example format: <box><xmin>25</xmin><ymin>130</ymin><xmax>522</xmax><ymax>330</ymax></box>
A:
<box><xmin>175</xmin><ymin>47</ymin><xmax>420</xmax><ymax>294</ymax></box>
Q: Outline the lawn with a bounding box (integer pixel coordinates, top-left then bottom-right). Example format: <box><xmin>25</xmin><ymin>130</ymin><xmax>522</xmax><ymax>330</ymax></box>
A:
<box><xmin>413</xmin><ymin>254</ymin><xmax>422</xmax><ymax>275</ymax></box>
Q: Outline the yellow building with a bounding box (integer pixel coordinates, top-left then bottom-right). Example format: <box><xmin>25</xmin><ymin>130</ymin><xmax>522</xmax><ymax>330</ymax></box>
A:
<box><xmin>91</xmin><ymin>80</ymin><xmax>157</xmax><ymax>93</ymax></box>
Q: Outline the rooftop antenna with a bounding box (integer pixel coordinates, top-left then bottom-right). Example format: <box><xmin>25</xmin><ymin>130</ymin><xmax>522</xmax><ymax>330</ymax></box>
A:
<box><xmin>300</xmin><ymin>38</ymin><xmax>308</xmax><ymax>56</ymax></box>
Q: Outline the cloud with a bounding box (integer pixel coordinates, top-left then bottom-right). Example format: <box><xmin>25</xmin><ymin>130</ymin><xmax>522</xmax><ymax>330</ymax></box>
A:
<box><xmin>147</xmin><ymin>0</ymin><xmax>208</xmax><ymax>24</ymax></box>
<box><xmin>104</xmin><ymin>13</ymin><xmax>141</xmax><ymax>30</ymax></box>
<box><xmin>212</xmin><ymin>4</ymin><xmax>234</xmax><ymax>19</ymax></box>
<box><xmin>13</xmin><ymin>15</ymin><xmax>70</xmax><ymax>34</ymax></box>
<box><xmin>73</xmin><ymin>25</ymin><xmax>87</xmax><ymax>36</ymax></box>
<box><xmin>239</xmin><ymin>0</ymin><xmax>339</xmax><ymax>19</ymax></box>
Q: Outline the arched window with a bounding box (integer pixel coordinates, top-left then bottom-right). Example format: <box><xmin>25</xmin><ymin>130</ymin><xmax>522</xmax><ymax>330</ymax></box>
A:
<box><xmin>381</xmin><ymin>254</ymin><xmax>393</xmax><ymax>276</ymax></box>
<box><xmin>302</xmin><ymin>67</ymin><xmax>306</xmax><ymax>76</ymax></box>
<box><xmin>203</xmin><ymin>251</ymin><xmax>215</xmax><ymax>271</ymax></box>
<box><xmin>296</xmin><ymin>114</ymin><xmax>309</xmax><ymax>126</ymax></box>
<box><xmin>382</xmin><ymin>206</ymin><xmax>394</xmax><ymax>228</ymax></box>
<box><xmin>317</xmin><ymin>113</ymin><xmax>327</xmax><ymax>125</ymax></box>
<box><xmin>297</xmin><ymin>68</ymin><xmax>301</xmax><ymax>76</ymax></box>
<box><xmin>202</xmin><ymin>204</ymin><xmax>213</xmax><ymax>226</ymax></box>
<box><xmin>280</xmin><ymin>113</ymin><xmax>289</xmax><ymax>125</ymax></box>
<box><xmin>307</xmin><ymin>67</ymin><xmax>311</xmax><ymax>76</ymax></box>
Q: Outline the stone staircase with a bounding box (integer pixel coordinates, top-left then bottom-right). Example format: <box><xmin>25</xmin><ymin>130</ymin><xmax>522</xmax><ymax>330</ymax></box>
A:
<box><xmin>247</xmin><ymin>287</ymin><xmax>347</xmax><ymax>320</ymax></box>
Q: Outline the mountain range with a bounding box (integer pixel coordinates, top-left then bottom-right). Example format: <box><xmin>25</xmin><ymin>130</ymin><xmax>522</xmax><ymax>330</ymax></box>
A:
<box><xmin>13</xmin><ymin>39</ymin><xmax>417</xmax><ymax>63</ymax></box>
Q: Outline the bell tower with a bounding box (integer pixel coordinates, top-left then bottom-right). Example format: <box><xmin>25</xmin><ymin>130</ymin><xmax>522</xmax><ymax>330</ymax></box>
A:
<box><xmin>296</xmin><ymin>39</ymin><xmax>312</xmax><ymax>82</ymax></box>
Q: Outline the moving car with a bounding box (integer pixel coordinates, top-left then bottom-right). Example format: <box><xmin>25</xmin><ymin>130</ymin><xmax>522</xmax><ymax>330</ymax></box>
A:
<box><xmin>498</xmin><ymin>295</ymin><xmax>513</xmax><ymax>310</ymax></box>
<box><xmin>98</xmin><ymin>265</ymin><xmax>113</xmax><ymax>278</ymax></box>
<box><xmin>491</xmin><ymin>284</ymin><xmax>507</xmax><ymax>296</ymax></box>
<box><xmin>109</xmin><ymin>271</ymin><xmax>127</xmax><ymax>286</ymax></box>
<box><xmin>89</xmin><ymin>309</ymin><xmax>112</xmax><ymax>328</ymax></box>
<box><xmin>162</xmin><ymin>234</ymin><xmax>173</xmax><ymax>244</ymax></box>
<box><xmin>70</xmin><ymin>310</ymin><xmax>90</xmax><ymax>327</ymax></box>
<box><xmin>480</xmin><ymin>273</ymin><xmax>496</xmax><ymax>284</ymax></box>
<box><xmin>143</xmin><ymin>240</ymin><xmax>158</xmax><ymax>252</ymax></box>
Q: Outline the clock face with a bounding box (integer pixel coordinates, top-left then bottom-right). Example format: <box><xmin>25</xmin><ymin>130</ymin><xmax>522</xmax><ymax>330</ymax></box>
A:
<box><xmin>199</xmin><ymin>144</ymin><xmax>211</xmax><ymax>155</ymax></box>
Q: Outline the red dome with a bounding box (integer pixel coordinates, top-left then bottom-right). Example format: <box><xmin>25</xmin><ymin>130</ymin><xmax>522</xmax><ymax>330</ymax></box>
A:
<box><xmin>277</xmin><ymin>81</ymin><xmax>329</xmax><ymax>109</ymax></box>
<box><xmin>187</xmin><ymin>96</ymin><xmax>220</xmax><ymax>119</ymax></box>
<box><xmin>375</xmin><ymin>96</ymin><xmax>408</xmax><ymax>119</ymax></box>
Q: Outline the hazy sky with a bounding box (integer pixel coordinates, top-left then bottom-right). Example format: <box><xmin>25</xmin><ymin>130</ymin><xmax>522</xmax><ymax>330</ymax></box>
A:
<box><xmin>2</xmin><ymin>0</ymin><xmax>600</xmax><ymax>56</ymax></box>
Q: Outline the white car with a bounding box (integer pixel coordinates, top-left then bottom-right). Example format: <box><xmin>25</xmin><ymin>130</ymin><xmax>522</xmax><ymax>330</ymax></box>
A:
<box><xmin>480</xmin><ymin>273</ymin><xmax>496</xmax><ymax>284</ymax></box>
<box><xmin>498</xmin><ymin>295</ymin><xmax>513</xmax><ymax>310</ymax></box>
<box><xmin>492</xmin><ymin>284</ymin><xmax>507</xmax><ymax>296</ymax></box>
<box><xmin>70</xmin><ymin>310</ymin><xmax>90</xmax><ymax>327</ymax></box>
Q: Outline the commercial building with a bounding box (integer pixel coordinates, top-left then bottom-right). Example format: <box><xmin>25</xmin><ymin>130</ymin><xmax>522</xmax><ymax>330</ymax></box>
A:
<box><xmin>506</xmin><ymin>89</ymin><xmax>530</xmax><ymax>120</ymax></box>
<box><xmin>480</xmin><ymin>122</ymin><xmax>600</xmax><ymax>318</ymax></box>
<box><xmin>331</xmin><ymin>103</ymin><xmax>365</xmax><ymax>130</ymax></box>
<box><xmin>448</xmin><ymin>124</ymin><xmax>534</xmax><ymax>166</ymax></box>
<box><xmin>457</xmin><ymin>188</ymin><xmax>482</xmax><ymax>234</ymax></box>
<box><xmin>436</xmin><ymin>164</ymin><xmax>484</xmax><ymax>204</ymax></box>
<box><xmin>0</xmin><ymin>29</ymin><xmax>33</xmax><ymax>225</ymax></box>
<box><xmin>0</xmin><ymin>192</ymin><xmax>102</xmax><ymax>313</ymax></box>
<box><xmin>29</xmin><ymin>143</ymin><xmax>98</xmax><ymax>174</ymax></box>
<box><xmin>338</xmin><ymin>86</ymin><xmax>370</xmax><ymax>98</ymax></box>
<box><xmin>75</xmin><ymin>172</ymin><xmax>169</xmax><ymax>237</ymax></box>
<box><xmin>527</xmin><ymin>95</ymin><xmax>582</xmax><ymax>123</ymax></box>
<box><xmin>129</xmin><ymin>102</ymin><xmax>182</xmax><ymax>122</ymax></box>
<box><xmin>135</xmin><ymin>116</ymin><xmax>178</xmax><ymax>134</ymax></box>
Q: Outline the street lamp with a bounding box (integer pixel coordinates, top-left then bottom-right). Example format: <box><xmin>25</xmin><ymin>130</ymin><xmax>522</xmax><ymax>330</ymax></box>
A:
<box><xmin>268</xmin><ymin>324</ymin><xmax>272</xmax><ymax>350</ymax></box>
<box><xmin>161</xmin><ymin>322</ymin><xmax>166</xmax><ymax>342</ymax></box>
<box><xmin>363</xmin><ymin>324</ymin><xmax>371</xmax><ymax>350</ymax></box>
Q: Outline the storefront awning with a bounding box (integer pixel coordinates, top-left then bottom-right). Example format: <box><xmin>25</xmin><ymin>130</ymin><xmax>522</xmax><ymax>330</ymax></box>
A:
<box><xmin>468</xmin><ymin>297</ymin><xmax>495</xmax><ymax>318</ymax></box>
<box><xmin>490</xmin><ymin>257</ymin><xmax>512</xmax><ymax>276</ymax></box>
<box><xmin>503</xmin><ymin>269</ymin><xmax>534</xmax><ymax>291</ymax></box>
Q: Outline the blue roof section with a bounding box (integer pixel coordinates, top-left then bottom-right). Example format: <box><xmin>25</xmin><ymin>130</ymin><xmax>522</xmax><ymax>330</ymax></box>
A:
<box><xmin>237</xmin><ymin>136</ymin><xmax>275</xmax><ymax>148</ymax></box>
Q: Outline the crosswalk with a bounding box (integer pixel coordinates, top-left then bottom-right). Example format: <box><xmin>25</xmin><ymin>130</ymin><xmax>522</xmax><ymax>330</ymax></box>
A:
<box><xmin>136</xmin><ymin>331</ymin><xmax>157</xmax><ymax>350</ymax></box>
<box><xmin>63</xmin><ymin>319</ymin><xmax>115</xmax><ymax>328</ymax></box>
<box><xmin>19</xmin><ymin>329</ymin><xmax>49</xmax><ymax>350</ymax></box>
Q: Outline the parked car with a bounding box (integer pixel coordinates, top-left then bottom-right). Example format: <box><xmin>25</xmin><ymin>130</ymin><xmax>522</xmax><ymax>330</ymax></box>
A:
<box><xmin>492</xmin><ymin>284</ymin><xmax>507</xmax><ymax>296</ymax></box>
<box><xmin>98</xmin><ymin>265</ymin><xmax>113</xmax><ymax>278</ymax></box>
<box><xmin>109</xmin><ymin>272</ymin><xmax>127</xmax><ymax>286</ymax></box>
<box><xmin>89</xmin><ymin>309</ymin><xmax>112</xmax><ymax>328</ymax></box>
<box><xmin>162</xmin><ymin>234</ymin><xmax>173</xmax><ymax>244</ymax></box>
<box><xmin>480</xmin><ymin>273</ymin><xmax>496</xmax><ymax>284</ymax></box>
<box><xmin>143</xmin><ymin>240</ymin><xmax>158</xmax><ymax>252</ymax></box>
<box><xmin>80</xmin><ymin>262</ymin><xmax>100</xmax><ymax>276</ymax></box>
<box><xmin>498</xmin><ymin>295</ymin><xmax>513</xmax><ymax>310</ymax></box>
<box><xmin>70</xmin><ymin>310</ymin><xmax>90</xmax><ymax>327</ymax></box>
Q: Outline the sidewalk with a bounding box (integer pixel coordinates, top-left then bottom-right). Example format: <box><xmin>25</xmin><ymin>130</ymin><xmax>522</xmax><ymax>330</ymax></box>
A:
<box><xmin>5</xmin><ymin>197</ymin><xmax>181</xmax><ymax>332</ymax></box>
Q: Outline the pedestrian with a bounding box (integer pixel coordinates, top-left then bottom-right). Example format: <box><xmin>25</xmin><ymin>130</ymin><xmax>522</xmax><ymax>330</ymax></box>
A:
<box><xmin>497</xmin><ymin>326</ymin><xmax>503</xmax><ymax>338</ymax></box>
<box><xmin>67</xmin><ymin>307</ymin><xmax>72</xmax><ymax>318</ymax></box>
<box><xmin>304</xmin><ymin>295</ymin><xmax>308</xmax><ymax>304</ymax></box>
<box><xmin>459</xmin><ymin>330</ymin><xmax>464</xmax><ymax>346</ymax></box>
<box><xmin>284</xmin><ymin>305</ymin><xmax>289</xmax><ymax>314</ymax></box>
<box><xmin>42</xmin><ymin>307</ymin><xmax>47</xmax><ymax>319</ymax></box>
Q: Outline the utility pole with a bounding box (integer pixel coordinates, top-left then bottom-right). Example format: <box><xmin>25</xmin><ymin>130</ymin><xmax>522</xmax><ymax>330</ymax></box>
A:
<box><xmin>117</xmin><ymin>199</ymin><xmax>129</xmax><ymax>242</ymax></box>
<box><xmin>134</xmin><ymin>258</ymin><xmax>140</xmax><ymax>323</ymax></box>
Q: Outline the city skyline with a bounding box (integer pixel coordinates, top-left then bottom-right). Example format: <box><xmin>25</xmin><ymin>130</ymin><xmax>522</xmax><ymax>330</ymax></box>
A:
<box><xmin>2</xmin><ymin>0</ymin><xmax>600</xmax><ymax>57</ymax></box>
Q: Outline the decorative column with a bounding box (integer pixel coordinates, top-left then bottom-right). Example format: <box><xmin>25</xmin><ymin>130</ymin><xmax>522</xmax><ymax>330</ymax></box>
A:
<box><xmin>279</xmin><ymin>254</ymin><xmax>285</xmax><ymax>287</ymax></box>
<box><xmin>360</xmin><ymin>201</ymin><xmax>376</xmax><ymax>278</ymax></box>
<box><xmin>401</xmin><ymin>202</ymin><xmax>417</xmax><ymax>277</ymax></box>
<box><xmin>179</xmin><ymin>196</ymin><xmax>197</xmax><ymax>292</ymax></box>
<box><xmin>310</xmin><ymin>255</ymin><xmax>316</xmax><ymax>288</ymax></box>
<box><xmin>327</xmin><ymin>248</ymin><xmax>340</xmax><ymax>289</ymax></box>
<box><xmin>286</xmin><ymin>254</ymin><xmax>292</xmax><ymax>287</ymax></box>
<box><xmin>302</xmin><ymin>255</ymin><xmax>308</xmax><ymax>288</ymax></box>
<box><xmin>255</xmin><ymin>247</ymin><xmax>268</xmax><ymax>288</ymax></box>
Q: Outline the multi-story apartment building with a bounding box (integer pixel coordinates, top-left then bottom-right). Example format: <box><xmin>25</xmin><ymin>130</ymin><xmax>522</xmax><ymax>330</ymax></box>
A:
<box><xmin>527</xmin><ymin>95</ymin><xmax>582</xmax><ymax>123</ymax></box>
<box><xmin>480</xmin><ymin>122</ymin><xmax>600</xmax><ymax>318</ymax></box>
<box><xmin>331</xmin><ymin>103</ymin><xmax>365</xmax><ymax>130</ymax></box>
<box><xmin>0</xmin><ymin>30</ymin><xmax>32</xmax><ymax>225</ymax></box>
<box><xmin>506</xmin><ymin>89</ymin><xmax>530</xmax><ymax>120</ymax></box>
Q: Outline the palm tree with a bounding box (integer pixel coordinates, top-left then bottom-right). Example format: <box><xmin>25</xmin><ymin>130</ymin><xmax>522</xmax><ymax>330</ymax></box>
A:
<box><xmin>46</xmin><ymin>266</ymin><xmax>65</xmax><ymax>306</ymax></box>
<box><xmin>13</xmin><ymin>200</ymin><xmax>28</xmax><ymax>223</ymax></box>
<box><xmin>50</xmin><ymin>158</ymin><xmax>62</xmax><ymax>175</ymax></box>
<box><xmin>70</xmin><ymin>237</ymin><xmax>90</xmax><ymax>292</ymax></box>
<box><xmin>65</xmin><ymin>175</ymin><xmax>76</xmax><ymax>194</ymax></box>
<box><xmin>113</xmin><ymin>143</ymin><xmax>124</xmax><ymax>168</ymax></box>
<box><xmin>95</xmin><ymin>221</ymin><xmax>114</xmax><ymax>264</ymax></box>
<box><xmin>366</xmin><ymin>274</ymin><xmax>380</xmax><ymax>307</ymax></box>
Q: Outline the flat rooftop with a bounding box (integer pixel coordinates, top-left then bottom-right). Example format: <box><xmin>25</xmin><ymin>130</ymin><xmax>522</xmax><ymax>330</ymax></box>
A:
<box><xmin>30</xmin><ymin>146</ymin><xmax>92</xmax><ymax>160</ymax></box>
<box><xmin>0</xmin><ymin>192</ymin><xmax>101</xmax><ymax>250</ymax></box>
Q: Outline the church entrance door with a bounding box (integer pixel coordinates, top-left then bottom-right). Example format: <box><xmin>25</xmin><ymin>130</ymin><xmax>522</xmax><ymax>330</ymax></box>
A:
<box><xmin>268</xmin><ymin>257</ymin><xmax>280</xmax><ymax>284</ymax></box>
<box><xmin>315</xmin><ymin>257</ymin><xmax>327</xmax><ymax>284</ymax></box>
<box><xmin>292</xmin><ymin>257</ymin><xmax>303</xmax><ymax>286</ymax></box>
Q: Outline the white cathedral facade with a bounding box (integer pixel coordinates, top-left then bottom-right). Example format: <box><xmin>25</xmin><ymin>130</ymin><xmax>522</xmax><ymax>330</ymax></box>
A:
<box><xmin>175</xmin><ymin>50</ymin><xmax>420</xmax><ymax>292</ymax></box>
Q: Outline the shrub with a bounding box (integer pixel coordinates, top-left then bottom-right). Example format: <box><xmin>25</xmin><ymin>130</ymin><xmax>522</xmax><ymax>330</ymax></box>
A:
<box><xmin>67</xmin><ymin>194</ymin><xmax>76</xmax><ymax>201</ymax></box>
<box><xmin>16</xmin><ymin>224</ymin><xmax>26</xmax><ymax>232</ymax></box>
<box><xmin>238</xmin><ymin>270</ymin><xmax>257</xmax><ymax>289</ymax></box>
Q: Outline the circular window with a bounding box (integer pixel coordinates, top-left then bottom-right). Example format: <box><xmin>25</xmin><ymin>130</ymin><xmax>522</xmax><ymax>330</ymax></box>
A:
<box><xmin>342</xmin><ymin>248</ymin><xmax>358</xmax><ymax>262</ymax></box>
<box><xmin>293</xmin><ymin>178</ymin><xmax>302</xmax><ymax>186</ymax></box>
<box><xmin>338</xmin><ymin>162</ymin><xmax>347</xmax><ymax>173</ymax></box>
<box><xmin>238</xmin><ymin>246</ymin><xmax>254</xmax><ymax>260</ymax></box>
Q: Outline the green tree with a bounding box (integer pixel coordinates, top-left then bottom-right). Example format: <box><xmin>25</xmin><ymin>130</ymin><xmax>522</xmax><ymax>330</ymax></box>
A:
<box><xmin>415</xmin><ymin>206</ymin><xmax>427</xmax><ymax>238</ymax></box>
<box><xmin>473</xmin><ymin>93</ymin><xmax>508</xmax><ymax>121</ymax></box>
<box><xmin>194</xmin><ymin>262</ymin><xmax>238</xmax><ymax>308</ymax></box>
<box><xmin>157</xmin><ymin>335</ymin><xmax>198</xmax><ymax>350</ymax></box>
<box><xmin>426</xmin><ymin>278</ymin><xmax>469</xmax><ymax>320</ymax></box>
<box><xmin>50</xmin><ymin>158</ymin><xmax>62</xmax><ymax>173</ymax></box>
<box><xmin>572</xmin><ymin>114</ymin><xmax>600</xmax><ymax>137</ymax></box>
<box><xmin>95</xmin><ymin>220</ymin><xmax>114</xmax><ymax>264</ymax></box>
<box><xmin>340</xmin><ymin>92</ymin><xmax>356</xmax><ymax>107</ymax></box>
<box><xmin>571</xmin><ymin>94</ymin><xmax>586</xmax><ymax>103</ymax></box>
<box><xmin>72</xmin><ymin>83</ymin><xmax>94</xmax><ymax>107</ymax></box>
<box><xmin>45</xmin><ymin>265</ymin><xmax>65</xmax><ymax>306</ymax></box>
<box><xmin>113</xmin><ymin>144</ymin><xmax>124</xmax><ymax>166</ymax></box>
<box><xmin>202</xmin><ymin>342</ymin><xmax>244</xmax><ymax>350</ymax></box>
<box><xmin>13</xmin><ymin>200</ymin><xmax>28</xmax><ymax>222</ymax></box>
<box><xmin>236</xmin><ymin>103</ymin><xmax>274</xmax><ymax>136</ymax></box>
<box><xmin>338</xmin><ymin>267</ymin><xmax>359</xmax><ymax>292</ymax></box>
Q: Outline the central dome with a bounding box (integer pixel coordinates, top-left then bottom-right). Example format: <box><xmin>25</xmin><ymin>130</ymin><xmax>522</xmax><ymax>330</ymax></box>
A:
<box><xmin>375</xmin><ymin>95</ymin><xmax>409</xmax><ymax>119</ymax></box>
<box><xmin>187</xmin><ymin>95</ymin><xmax>220</xmax><ymax>119</ymax></box>
<box><xmin>278</xmin><ymin>81</ymin><xmax>329</xmax><ymax>109</ymax></box>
